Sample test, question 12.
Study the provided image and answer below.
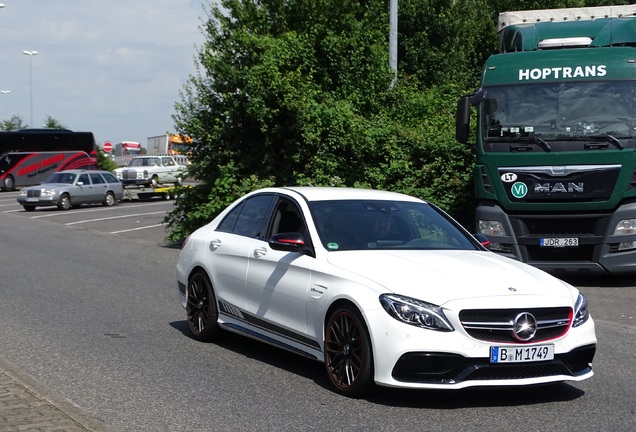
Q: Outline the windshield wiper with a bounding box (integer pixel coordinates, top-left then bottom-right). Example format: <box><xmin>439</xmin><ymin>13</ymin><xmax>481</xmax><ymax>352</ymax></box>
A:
<box><xmin>584</xmin><ymin>134</ymin><xmax>625</xmax><ymax>150</ymax></box>
<box><xmin>503</xmin><ymin>136</ymin><xmax>551</xmax><ymax>153</ymax></box>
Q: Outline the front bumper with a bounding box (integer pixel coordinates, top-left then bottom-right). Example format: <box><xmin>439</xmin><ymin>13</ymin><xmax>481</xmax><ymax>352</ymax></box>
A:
<box><xmin>391</xmin><ymin>344</ymin><xmax>595</xmax><ymax>385</ymax></box>
<box><xmin>366</xmin><ymin>306</ymin><xmax>597</xmax><ymax>389</ymax></box>
<box><xmin>476</xmin><ymin>201</ymin><xmax>636</xmax><ymax>274</ymax></box>
<box><xmin>17</xmin><ymin>196</ymin><xmax>57</xmax><ymax>206</ymax></box>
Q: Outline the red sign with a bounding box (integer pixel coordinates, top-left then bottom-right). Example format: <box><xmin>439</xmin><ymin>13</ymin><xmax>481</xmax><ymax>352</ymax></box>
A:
<box><xmin>103</xmin><ymin>142</ymin><xmax>113</xmax><ymax>152</ymax></box>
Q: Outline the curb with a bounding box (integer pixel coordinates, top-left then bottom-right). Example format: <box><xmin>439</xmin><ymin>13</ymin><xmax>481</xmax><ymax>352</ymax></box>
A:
<box><xmin>0</xmin><ymin>354</ymin><xmax>114</xmax><ymax>431</ymax></box>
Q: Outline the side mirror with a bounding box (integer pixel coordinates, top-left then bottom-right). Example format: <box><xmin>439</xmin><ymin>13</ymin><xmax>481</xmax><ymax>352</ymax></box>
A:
<box><xmin>456</xmin><ymin>96</ymin><xmax>471</xmax><ymax>144</ymax></box>
<box><xmin>473</xmin><ymin>233</ymin><xmax>491</xmax><ymax>249</ymax></box>
<box><xmin>270</xmin><ymin>232</ymin><xmax>305</xmax><ymax>251</ymax></box>
<box><xmin>269</xmin><ymin>232</ymin><xmax>315</xmax><ymax>258</ymax></box>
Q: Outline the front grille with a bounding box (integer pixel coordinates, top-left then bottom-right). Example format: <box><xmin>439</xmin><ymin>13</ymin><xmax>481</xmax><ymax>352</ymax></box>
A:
<box><xmin>391</xmin><ymin>345</ymin><xmax>596</xmax><ymax>384</ymax></box>
<box><xmin>509</xmin><ymin>214</ymin><xmax>609</xmax><ymax>262</ymax></box>
<box><xmin>459</xmin><ymin>307</ymin><xmax>572</xmax><ymax>343</ymax></box>
<box><xmin>26</xmin><ymin>190</ymin><xmax>41</xmax><ymax>197</ymax></box>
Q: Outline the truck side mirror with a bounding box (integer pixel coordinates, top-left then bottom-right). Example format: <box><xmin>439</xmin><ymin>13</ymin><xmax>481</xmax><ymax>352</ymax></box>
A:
<box><xmin>456</xmin><ymin>96</ymin><xmax>471</xmax><ymax>144</ymax></box>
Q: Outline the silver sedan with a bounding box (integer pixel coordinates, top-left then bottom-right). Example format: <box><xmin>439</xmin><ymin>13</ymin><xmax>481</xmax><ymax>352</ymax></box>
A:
<box><xmin>16</xmin><ymin>169</ymin><xmax>124</xmax><ymax>211</ymax></box>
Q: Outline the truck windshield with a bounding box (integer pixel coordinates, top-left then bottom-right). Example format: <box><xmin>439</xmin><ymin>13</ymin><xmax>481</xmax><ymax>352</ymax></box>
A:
<box><xmin>480</xmin><ymin>80</ymin><xmax>636</xmax><ymax>143</ymax></box>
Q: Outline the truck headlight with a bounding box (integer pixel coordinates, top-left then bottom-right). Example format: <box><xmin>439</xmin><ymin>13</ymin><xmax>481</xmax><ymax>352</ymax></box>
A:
<box><xmin>380</xmin><ymin>294</ymin><xmax>454</xmax><ymax>331</ymax></box>
<box><xmin>478</xmin><ymin>220</ymin><xmax>507</xmax><ymax>236</ymax></box>
<box><xmin>613</xmin><ymin>219</ymin><xmax>636</xmax><ymax>236</ymax></box>
<box><xmin>613</xmin><ymin>219</ymin><xmax>636</xmax><ymax>250</ymax></box>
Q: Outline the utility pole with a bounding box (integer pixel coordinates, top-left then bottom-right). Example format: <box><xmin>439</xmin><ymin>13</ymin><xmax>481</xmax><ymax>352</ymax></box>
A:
<box><xmin>389</xmin><ymin>0</ymin><xmax>398</xmax><ymax>89</ymax></box>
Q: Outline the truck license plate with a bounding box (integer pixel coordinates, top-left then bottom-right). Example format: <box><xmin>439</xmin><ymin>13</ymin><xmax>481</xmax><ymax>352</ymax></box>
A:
<box><xmin>540</xmin><ymin>237</ymin><xmax>578</xmax><ymax>247</ymax></box>
<box><xmin>490</xmin><ymin>344</ymin><xmax>554</xmax><ymax>363</ymax></box>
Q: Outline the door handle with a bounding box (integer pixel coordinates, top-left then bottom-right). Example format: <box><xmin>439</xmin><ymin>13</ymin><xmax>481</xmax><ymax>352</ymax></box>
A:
<box><xmin>253</xmin><ymin>247</ymin><xmax>268</xmax><ymax>258</ymax></box>
<box><xmin>209</xmin><ymin>239</ymin><xmax>221</xmax><ymax>251</ymax></box>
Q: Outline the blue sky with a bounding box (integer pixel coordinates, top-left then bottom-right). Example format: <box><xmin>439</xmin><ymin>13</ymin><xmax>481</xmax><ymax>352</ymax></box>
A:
<box><xmin>0</xmin><ymin>0</ymin><xmax>207</xmax><ymax>147</ymax></box>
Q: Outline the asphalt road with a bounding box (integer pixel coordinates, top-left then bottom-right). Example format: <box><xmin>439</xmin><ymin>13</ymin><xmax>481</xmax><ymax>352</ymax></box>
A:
<box><xmin>0</xmin><ymin>190</ymin><xmax>634</xmax><ymax>432</ymax></box>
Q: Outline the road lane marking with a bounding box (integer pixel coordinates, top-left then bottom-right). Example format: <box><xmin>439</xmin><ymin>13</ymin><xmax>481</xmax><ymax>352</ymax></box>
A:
<box><xmin>64</xmin><ymin>211</ymin><xmax>167</xmax><ymax>225</ymax></box>
<box><xmin>27</xmin><ymin>201</ymin><xmax>171</xmax><ymax>218</ymax></box>
<box><xmin>110</xmin><ymin>224</ymin><xmax>164</xmax><ymax>234</ymax></box>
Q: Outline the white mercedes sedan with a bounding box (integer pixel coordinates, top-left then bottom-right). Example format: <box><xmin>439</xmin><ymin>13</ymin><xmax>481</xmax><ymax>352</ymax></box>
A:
<box><xmin>176</xmin><ymin>187</ymin><xmax>596</xmax><ymax>396</ymax></box>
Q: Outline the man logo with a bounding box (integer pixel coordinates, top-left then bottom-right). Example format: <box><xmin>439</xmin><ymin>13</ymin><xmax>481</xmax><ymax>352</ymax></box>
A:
<box><xmin>511</xmin><ymin>182</ymin><xmax>528</xmax><ymax>199</ymax></box>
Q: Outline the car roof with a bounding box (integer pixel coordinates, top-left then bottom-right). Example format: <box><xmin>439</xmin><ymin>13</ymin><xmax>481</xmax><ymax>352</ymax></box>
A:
<box><xmin>254</xmin><ymin>187</ymin><xmax>426</xmax><ymax>203</ymax></box>
<box><xmin>55</xmin><ymin>170</ymin><xmax>110</xmax><ymax>174</ymax></box>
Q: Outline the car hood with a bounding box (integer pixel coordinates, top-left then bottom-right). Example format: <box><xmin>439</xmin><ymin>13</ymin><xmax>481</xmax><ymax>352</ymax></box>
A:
<box><xmin>23</xmin><ymin>183</ymin><xmax>70</xmax><ymax>190</ymax></box>
<box><xmin>325</xmin><ymin>250</ymin><xmax>574</xmax><ymax>305</ymax></box>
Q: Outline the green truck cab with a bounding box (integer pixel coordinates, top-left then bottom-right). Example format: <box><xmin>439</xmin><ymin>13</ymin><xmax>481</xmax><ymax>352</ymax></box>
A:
<box><xmin>456</xmin><ymin>5</ymin><xmax>636</xmax><ymax>274</ymax></box>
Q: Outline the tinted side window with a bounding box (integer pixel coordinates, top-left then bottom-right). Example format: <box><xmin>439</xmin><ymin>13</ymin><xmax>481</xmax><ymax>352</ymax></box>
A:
<box><xmin>78</xmin><ymin>174</ymin><xmax>90</xmax><ymax>185</ymax></box>
<box><xmin>218</xmin><ymin>194</ymin><xmax>275</xmax><ymax>238</ymax></box>
<box><xmin>217</xmin><ymin>202</ymin><xmax>244</xmax><ymax>233</ymax></box>
<box><xmin>101</xmin><ymin>172</ymin><xmax>120</xmax><ymax>183</ymax></box>
<box><xmin>90</xmin><ymin>173</ymin><xmax>105</xmax><ymax>184</ymax></box>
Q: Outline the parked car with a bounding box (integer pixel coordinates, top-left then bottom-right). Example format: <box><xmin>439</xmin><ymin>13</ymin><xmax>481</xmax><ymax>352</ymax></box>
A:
<box><xmin>176</xmin><ymin>187</ymin><xmax>597</xmax><ymax>396</ymax></box>
<box><xmin>113</xmin><ymin>155</ymin><xmax>186</xmax><ymax>187</ymax></box>
<box><xmin>17</xmin><ymin>169</ymin><xmax>124</xmax><ymax>211</ymax></box>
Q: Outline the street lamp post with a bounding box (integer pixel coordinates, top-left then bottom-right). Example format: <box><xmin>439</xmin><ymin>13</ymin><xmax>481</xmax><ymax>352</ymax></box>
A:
<box><xmin>23</xmin><ymin>50</ymin><xmax>38</xmax><ymax>126</ymax></box>
<box><xmin>1</xmin><ymin>90</ymin><xmax>10</xmax><ymax>119</ymax></box>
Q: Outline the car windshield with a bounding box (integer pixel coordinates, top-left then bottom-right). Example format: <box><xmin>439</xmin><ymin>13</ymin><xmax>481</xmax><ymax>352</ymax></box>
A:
<box><xmin>309</xmin><ymin>200</ymin><xmax>478</xmax><ymax>251</ymax></box>
<box><xmin>44</xmin><ymin>172</ymin><xmax>76</xmax><ymax>184</ymax></box>
<box><xmin>481</xmin><ymin>80</ymin><xmax>636</xmax><ymax>143</ymax></box>
<box><xmin>129</xmin><ymin>158</ymin><xmax>160</xmax><ymax>167</ymax></box>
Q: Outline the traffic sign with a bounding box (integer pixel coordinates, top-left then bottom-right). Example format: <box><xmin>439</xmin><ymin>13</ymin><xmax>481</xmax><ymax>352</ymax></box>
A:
<box><xmin>103</xmin><ymin>142</ymin><xmax>113</xmax><ymax>152</ymax></box>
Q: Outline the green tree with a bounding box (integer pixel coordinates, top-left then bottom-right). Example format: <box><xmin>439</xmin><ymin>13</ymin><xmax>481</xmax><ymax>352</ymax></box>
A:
<box><xmin>1</xmin><ymin>114</ymin><xmax>27</xmax><ymax>131</ymax></box>
<box><xmin>43</xmin><ymin>115</ymin><xmax>67</xmax><ymax>129</ymax></box>
<box><xmin>96</xmin><ymin>145</ymin><xmax>118</xmax><ymax>171</ymax></box>
<box><xmin>166</xmin><ymin>0</ymin><xmax>489</xmax><ymax>241</ymax></box>
<box><xmin>166</xmin><ymin>0</ymin><xmax>615</xmax><ymax>241</ymax></box>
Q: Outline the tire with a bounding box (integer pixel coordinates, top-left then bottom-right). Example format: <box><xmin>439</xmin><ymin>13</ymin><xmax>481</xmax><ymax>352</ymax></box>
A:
<box><xmin>23</xmin><ymin>205</ymin><xmax>36</xmax><ymax>212</ymax></box>
<box><xmin>103</xmin><ymin>191</ymin><xmax>115</xmax><ymax>206</ymax></box>
<box><xmin>150</xmin><ymin>175</ymin><xmax>159</xmax><ymax>188</ymax></box>
<box><xmin>57</xmin><ymin>194</ymin><xmax>71</xmax><ymax>210</ymax></box>
<box><xmin>3</xmin><ymin>175</ymin><xmax>15</xmax><ymax>192</ymax></box>
<box><xmin>175</xmin><ymin>176</ymin><xmax>183</xmax><ymax>186</ymax></box>
<box><xmin>324</xmin><ymin>304</ymin><xmax>374</xmax><ymax>397</ymax></box>
<box><xmin>186</xmin><ymin>270</ymin><xmax>226</xmax><ymax>342</ymax></box>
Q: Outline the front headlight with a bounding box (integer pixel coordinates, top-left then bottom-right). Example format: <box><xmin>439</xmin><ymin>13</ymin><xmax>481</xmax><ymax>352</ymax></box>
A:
<box><xmin>614</xmin><ymin>219</ymin><xmax>636</xmax><ymax>236</ymax></box>
<box><xmin>40</xmin><ymin>189</ymin><xmax>56</xmax><ymax>197</ymax></box>
<box><xmin>478</xmin><ymin>220</ymin><xmax>507</xmax><ymax>236</ymax></box>
<box><xmin>380</xmin><ymin>294</ymin><xmax>454</xmax><ymax>332</ymax></box>
<box><xmin>572</xmin><ymin>293</ymin><xmax>590</xmax><ymax>328</ymax></box>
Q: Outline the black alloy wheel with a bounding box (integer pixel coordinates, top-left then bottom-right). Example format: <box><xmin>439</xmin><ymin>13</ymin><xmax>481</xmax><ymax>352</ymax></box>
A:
<box><xmin>186</xmin><ymin>271</ymin><xmax>225</xmax><ymax>342</ymax></box>
<box><xmin>324</xmin><ymin>305</ymin><xmax>374</xmax><ymax>397</ymax></box>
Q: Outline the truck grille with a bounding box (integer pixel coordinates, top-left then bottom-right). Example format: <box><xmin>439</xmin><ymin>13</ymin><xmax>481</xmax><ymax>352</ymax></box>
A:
<box><xmin>510</xmin><ymin>213</ymin><xmax>608</xmax><ymax>262</ymax></box>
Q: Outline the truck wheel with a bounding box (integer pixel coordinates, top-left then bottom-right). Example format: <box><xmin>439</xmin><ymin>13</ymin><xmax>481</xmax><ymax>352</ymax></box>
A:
<box><xmin>57</xmin><ymin>194</ymin><xmax>71</xmax><ymax>210</ymax></box>
<box><xmin>3</xmin><ymin>175</ymin><xmax>15</xmax><ymax>192</ymax></box>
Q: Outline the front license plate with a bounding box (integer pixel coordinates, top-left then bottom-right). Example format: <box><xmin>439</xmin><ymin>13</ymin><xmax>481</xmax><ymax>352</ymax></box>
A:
<box><xmin>540</xmin><ymin>237</ymin><xmax>578</xmax><ymax>247</ymax></box>
<box><xmin>490</xmin><ymin>344</ymin><xmax>554</xmax><ymax>364</ymax></box>
<box><xmin>26</xmin><ymin>198</ymin><xmax>38</xmax><ymax>202</ymax></box>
